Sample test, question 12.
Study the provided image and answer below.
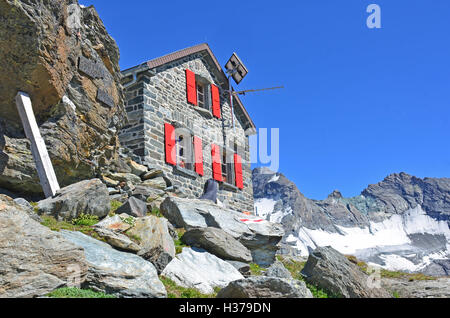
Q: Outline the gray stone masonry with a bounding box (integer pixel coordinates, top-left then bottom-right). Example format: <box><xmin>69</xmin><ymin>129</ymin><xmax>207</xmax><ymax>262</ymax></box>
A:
<box><xmin>120</xmin><ymin>52</ymin><xmax>254</xmax><ymax>213</ymax></box>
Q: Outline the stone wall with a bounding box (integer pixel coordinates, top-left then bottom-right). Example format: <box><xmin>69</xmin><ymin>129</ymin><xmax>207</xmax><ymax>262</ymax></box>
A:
<box><xmin>120</xmin><ymin>52</ymin><xmax>254</xmax><ymax>212</ymax></box>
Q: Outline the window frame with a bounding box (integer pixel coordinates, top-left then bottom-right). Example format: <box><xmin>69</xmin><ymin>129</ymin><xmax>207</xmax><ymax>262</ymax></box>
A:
<box><xmin>175</xmin><ymin>128</ymin><xmax>194</xmax><ymax>171</ymax></box>
<box><xmin>195</xmin><ymin>75</ymin><xmax>211</xmax><ymax>112</ymax></box>
<box><xmin>220</xmin><ymin>146</ymin><xmax>236</xmax><ymax>186</ymax></box>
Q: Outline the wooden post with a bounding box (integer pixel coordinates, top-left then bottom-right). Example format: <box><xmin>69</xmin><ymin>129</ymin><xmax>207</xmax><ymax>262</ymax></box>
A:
<box><xmin>15</xmin><ymin>92</ymin><xmax>60</xmax><ymax>198</ymax></box>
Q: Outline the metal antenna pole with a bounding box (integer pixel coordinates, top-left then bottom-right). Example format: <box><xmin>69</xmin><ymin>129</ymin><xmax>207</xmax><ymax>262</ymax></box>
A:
<box><xmin>228</xmin><ymin>75</ymin><xmax>236</xmax><ymax>132</ymax></box>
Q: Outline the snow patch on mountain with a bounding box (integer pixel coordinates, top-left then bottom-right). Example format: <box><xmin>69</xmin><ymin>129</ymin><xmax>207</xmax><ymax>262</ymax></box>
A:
<box><xmin>270</xmin><ymin>205</ymin><xmax>450</xmax><ymax>272</ymax></box>
<box><xmin>254</xmin><ymin>198</ymin><xmax>277</xmax><ymax>219</ymax></box>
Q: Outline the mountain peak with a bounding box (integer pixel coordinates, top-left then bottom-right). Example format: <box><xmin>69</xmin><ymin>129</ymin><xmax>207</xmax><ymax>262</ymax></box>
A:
<box><xmin>252</xmin><ymin>167</ymin><xmax>276</xmax><ymax>176</ymax></box>
<box><xmin>328</xmin><ymin>190</ymin><xmax>343</xmax><ymax>199</ymax></box>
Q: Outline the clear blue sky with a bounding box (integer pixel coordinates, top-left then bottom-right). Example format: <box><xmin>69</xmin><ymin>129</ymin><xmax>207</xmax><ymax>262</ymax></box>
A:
<box><xmin>86</xmin><ymin>0</ymin><xmax>450</xmax><ymax>200</ymax></box>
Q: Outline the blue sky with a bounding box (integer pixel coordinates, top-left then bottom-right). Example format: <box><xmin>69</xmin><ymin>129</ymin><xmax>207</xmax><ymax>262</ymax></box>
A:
<box><xmin>87</xmin><ymin>0</ymin><xmax>450</xmax><ymax>200</ymax></box>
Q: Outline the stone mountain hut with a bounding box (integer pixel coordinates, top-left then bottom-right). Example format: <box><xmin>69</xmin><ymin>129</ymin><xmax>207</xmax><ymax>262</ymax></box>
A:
<box><xmin>119</xmin><ymin>44</ymin><xmax>256</xmax><ymax>212</ymax></box>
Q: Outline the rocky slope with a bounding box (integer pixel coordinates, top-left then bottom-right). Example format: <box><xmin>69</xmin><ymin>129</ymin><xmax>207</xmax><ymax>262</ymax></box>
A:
<box><xmin>0</xmin><ymin>0</ymin><xmax>126</xmax><ymax>198</ymax></box>
<box><xmin>253</xmin><ymin>168</ymin><xmax>450</xmax><ymax>276</ymax></box>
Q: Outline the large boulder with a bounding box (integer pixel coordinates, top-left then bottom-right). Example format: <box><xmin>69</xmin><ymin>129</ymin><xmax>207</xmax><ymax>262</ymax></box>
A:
<box><xmin>0</xmin><ymin>0</ymin><xmax>126</xmax><ymax>196</ymax></box>
<box><xmin>301</xmin><ymin>246</ymin><xmax>391</xmax><ymax>298</ymax></box>
<box><xmin>115</xmin><ymin>197</ymin><xmax>147</xmax><ymax>218</ymax></box>
<box><xmin>161</xmin><ymin>197</ymin><xmax>284</xmax><ymax>266</ymax></box>
<box><xmin>126</xmin><ymin>216</ymin><xmax>176</xmax><ymax>274</ymax></box>
<box><xmin>181</xmin><ymin>227</ymin><xmax>252</xmax><ymax>263</ymax></box>
<box><xmin>162</xmin><ymin>248</ymin><xmax>244</xmax><ymax>295</ymax></box>
<box><xmin>264</xmin><ymin>261</ymin><xmax>294</xmax><ymax>280</ymax></box>
<box><xmin>0</xmin><ymin>195</ymin><xmax>88</xmax><ymax>298</ymax></box>
<box><xmin>60</xmin><ymin>230</ymin><xmax>166</xmax><ymax>298</ymax></box>
<box><xmin>37</xmin><ymin>179</ymin><xmax>110</xmax><ymax>221</ymax></box>
<box><xmin>217</xmin><ymin>276</ymin><xmax>313</xmax><ymax>298</ymax></box>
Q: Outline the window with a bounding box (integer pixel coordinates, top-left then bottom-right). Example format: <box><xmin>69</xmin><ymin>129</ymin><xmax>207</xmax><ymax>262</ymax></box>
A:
<box><xmin>221</xmin><ymin>147</ymin><xmax>235</xmax><ymax>185</ymax></box>
<box><xmin>197</xmin><ymin>82</ymin><xmax>206</xmax><ymax>109</ymax></box>
<box><xmin>175</xmin><ymin>129</ymin><xmax>194</xmax><ymax>171</ymax></box>
<box><xmin>196</xmin><ymin>76</ymin><xmax>211</xmax><ymax>111</ymax></box>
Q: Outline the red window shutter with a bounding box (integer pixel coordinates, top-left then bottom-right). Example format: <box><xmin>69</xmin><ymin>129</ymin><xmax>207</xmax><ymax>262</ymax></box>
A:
<box><xmin>234</xmin><ymin>153</ymin><xmax>244</xmax><ymax>189</ymax></box>
<box><xmin>211</xmin><ymin>84</ymin><xmax>221</xmax><ymax>118</ymax></box>
<box><xmin>164</xmin><ymin>123</ymin><xmax>176</xmax><ymax>165</ymax></box>
<box><xmin>211</xmin><ymin>144</ymin><xmax>223</xmax><ymax>182</ymax></box>
<box><xmin>193</xmin><ymin>136</ymin><xmax>204</xmax><ymax>176</ymax></box>
<box><xmin>185</xmin><ymin>69</ymin><xmax>197</xmax><ymax>106</ymax></box>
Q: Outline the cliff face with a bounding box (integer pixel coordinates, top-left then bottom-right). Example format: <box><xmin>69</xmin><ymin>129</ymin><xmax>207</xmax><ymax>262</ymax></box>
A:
<box><xmin>0</xmin><ymin>0</ymin><xmax>126</xmax><ymax>197</ymax></box>
<box><xmin>253</xmin><ymin>168</ymin><xmax>450</xmax><ymax>276</ymax></box>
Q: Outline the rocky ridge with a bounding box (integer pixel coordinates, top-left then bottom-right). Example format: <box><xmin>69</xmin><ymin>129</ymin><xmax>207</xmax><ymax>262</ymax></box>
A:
<box><xmin>253</xmin><ymin>168</ymin><xmax>450</xmax><ymax>277</ymax></box>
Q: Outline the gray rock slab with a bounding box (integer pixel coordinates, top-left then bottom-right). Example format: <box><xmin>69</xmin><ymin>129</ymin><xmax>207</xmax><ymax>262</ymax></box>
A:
<box><xmin>181</xmin><ymin>227</ymin><xmax>252</xmax><ymax>263</ymax></box>
<box><xmin>60</xmin><ymin>230</ymin><xmax>166</xmax><ymax>298</ymax></box>
<box><xmin>162</xmin><ymin>247</ymin><xmax>244</xmax><ymax>294</ymax></box>
<box><xmin>0</xmin><ymin>195</ymin><xmax>88</xmax><ymax>298</ymax></box>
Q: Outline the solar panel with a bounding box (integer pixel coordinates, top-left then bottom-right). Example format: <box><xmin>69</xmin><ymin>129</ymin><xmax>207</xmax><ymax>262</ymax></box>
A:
<box><xmin>225</xmin><ymin>53</ymin><xmax>248</xmax><ymax>85</ymax></box>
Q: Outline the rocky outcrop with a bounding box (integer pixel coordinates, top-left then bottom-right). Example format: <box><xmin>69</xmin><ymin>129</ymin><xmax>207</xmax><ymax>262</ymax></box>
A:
<box><xmin>161</xmin><ymin>196</ymin><xmax>284</xmax><ymax>266</ymax></box>
<box><xmin>382</xmin><ymin>277</ymin><xmax>450</xmax><ymax>298</ymax></box>
<box><xmin>60</xmin><ymin>230</ymin><xmax>166</xmax><ymax>298</ymax></box>
<box><xmin>181</xmin><ymin>227</ymin><xmax>253</xmax><ymax>263</ymax></box>
<box><xmin>37</xmin><ymin>179</ymin><xmax>110</xmax><ymax>221</ymax></box>
<box><xmin>0</xmin><ymin>195</ymin><xmax>88</xmax><ymax>298</ymax></box>
<box><xmin>217</xmin><ymin>276</ymin><xmax>313</xmax><ymax>298</ymax></box>
<box><xmin>0</xmin><ymin>0</ymin><xmax>126</xmax><ymax>197</ymax></box>
<box><xmin>126</xmin><ymin>216</ymin><xmax>176</xmax><ymax>274</ymax></box>
<box><xmin>162</xmin><ymin>247</ymin><xmax>244</xmax><ymax>295</ymax></box>
<box><xmin>301</xmin><ymin>246</ymin><xmax>391</xmax><ymax>298</ymax></box>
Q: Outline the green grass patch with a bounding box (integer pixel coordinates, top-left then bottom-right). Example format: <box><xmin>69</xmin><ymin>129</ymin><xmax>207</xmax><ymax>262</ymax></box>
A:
<box><xmin>174</xmin><ymin>238</ymin><xmax>188</xmax><ymax>255</ymax></box>
<box><xmin>174</xmin><ymin>228</ymin><xmax>189</xmax><ymax>254</ymax></box>
<box><xmin>110</xmin><ymin>200</ymin><xmax>123</xmax><ymax>213</ymax></box>
<box><xmin>46</xmin><ymin>287</ymin><xmax>115</xmax><ymax>298</ymax></box>
<box><xmin>148</xmin><ymin>207</ymin><xmax>163</xmax><ymax>218</ymax></box>
<box><xmin>305</xmin><ymin>283</ymin><xmax>331</xmax><ymax>298</ymax></box>
<box><xmin>249</xmin><ymin>263</ymin><xmax>265</xmax><ymax>276</ymax></box>
<box><xmin>120</xmin><ymin>215</ymin><xmax>136</xmax><ymax>227</ymax></box>
<box><xmin>380</xmin><ymin>269</ymin><xmax>436</xmax><ymax>281</ymax></box>
<box><xmin>71</xmin><ymin>213</ymin><xmax>99</xmax><ymax>226</ymax></box>
<box><xmin>277</xmin><ymin>255</ymin><xmax>306</xmax><ymax>281</ymax></box>
<box><xmin>160</xmin><ymin>276</ymin><xmax>218</xmax><ymax>298</ymax></box>
<box><xmin>393</xmin><ymin>291</ymin><xmax>401</xmax><ymax>298</ymax></box>
<box><xmin>41</xmin><ymin>215</ymin><xmax>105</xmax><ymax>242</ymax></box>
<box><xmin>345</xmin><ymin>255</ymin><xmax>370</xmax><ymax>274</ymax></box>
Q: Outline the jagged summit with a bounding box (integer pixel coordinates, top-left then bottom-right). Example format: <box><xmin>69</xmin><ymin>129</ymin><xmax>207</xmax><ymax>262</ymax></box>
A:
<box><xmin>328</xmin><ymin>190</ymin><xmax>343</xmax><ymax>199</ymax></box>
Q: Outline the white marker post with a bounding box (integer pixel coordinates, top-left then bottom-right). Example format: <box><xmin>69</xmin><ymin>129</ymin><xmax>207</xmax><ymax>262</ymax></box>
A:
<box><xmin>15</xmin><ymin>92</ymin><xmax>60</xmax><ymax>198</ymax></box>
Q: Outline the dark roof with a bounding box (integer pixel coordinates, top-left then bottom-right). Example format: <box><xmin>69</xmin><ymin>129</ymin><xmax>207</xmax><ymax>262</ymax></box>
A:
<box><xmin>122</xmin><ymin>43</ymin><xmax>256</xmax><ymax>133</ymax></box>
